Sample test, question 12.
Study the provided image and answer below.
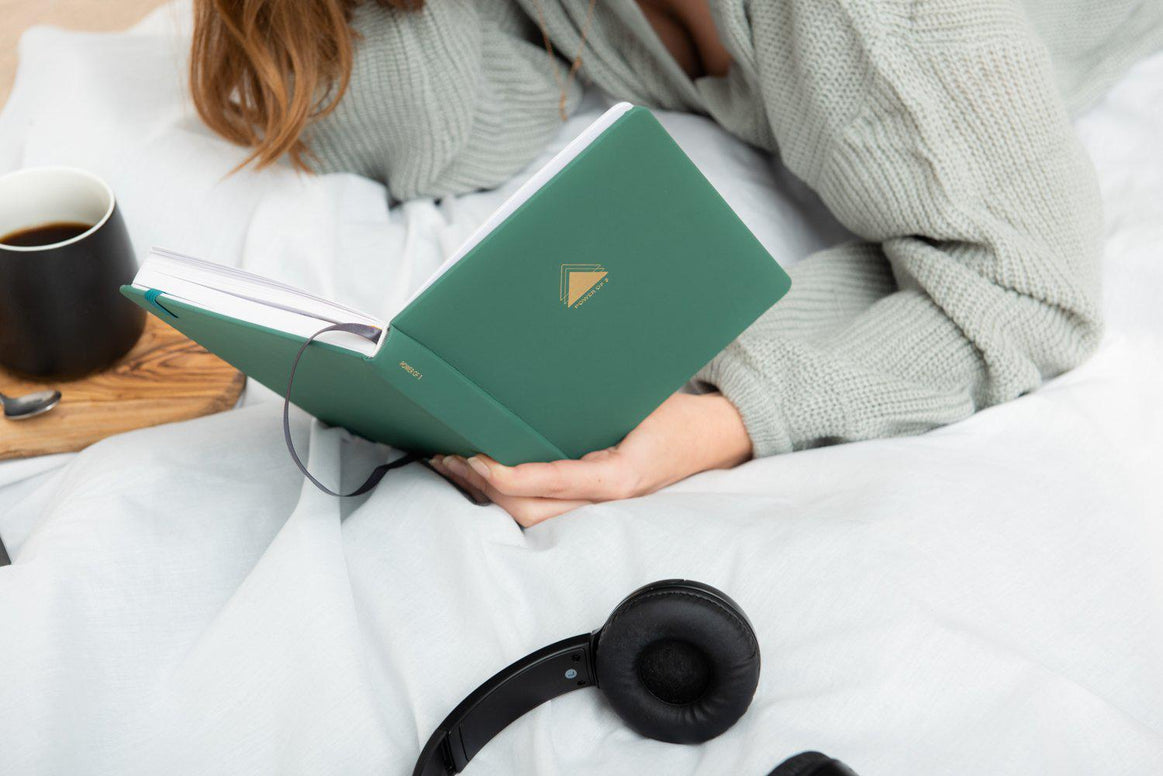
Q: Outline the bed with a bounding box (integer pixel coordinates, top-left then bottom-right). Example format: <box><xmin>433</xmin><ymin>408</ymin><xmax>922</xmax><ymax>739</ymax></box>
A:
<box><xmin>1</xmin><ymin>5</ymin><xmax>1161</xmax><ymax>775</ymax></box>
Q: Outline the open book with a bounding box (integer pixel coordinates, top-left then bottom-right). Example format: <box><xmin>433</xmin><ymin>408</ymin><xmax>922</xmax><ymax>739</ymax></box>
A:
<box><xmin>123</xmin><ymin>103</ymin><xmax>791</xmax><ymax>465</ymax></box>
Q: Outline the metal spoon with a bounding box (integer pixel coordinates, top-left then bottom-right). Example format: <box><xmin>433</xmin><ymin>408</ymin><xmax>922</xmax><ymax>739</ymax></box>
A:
<box><xmin>0</xmin><ymin>388</ymin><xmax>61</xmax><ymax>420</ymax></box>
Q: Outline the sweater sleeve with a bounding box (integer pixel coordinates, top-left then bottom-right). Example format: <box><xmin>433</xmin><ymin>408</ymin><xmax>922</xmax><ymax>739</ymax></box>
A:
<box><xmin>695</xmin><ymin>0</ymin><xmax>1104</xmax><ymax>456</ymax></box>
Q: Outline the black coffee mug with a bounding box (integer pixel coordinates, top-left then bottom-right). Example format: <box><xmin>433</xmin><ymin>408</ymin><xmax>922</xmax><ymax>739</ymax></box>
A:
<box><xmin>0</xmin><ymin>167</ymin><xmax>145</xmax><ymax>379</ymax></box>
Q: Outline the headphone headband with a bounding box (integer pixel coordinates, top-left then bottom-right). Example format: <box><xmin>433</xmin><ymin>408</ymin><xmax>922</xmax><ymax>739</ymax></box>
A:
<box><xmin>412</xmin><ymin>633</ymin><xmax>596</xmax><ymax>776</ymax></box>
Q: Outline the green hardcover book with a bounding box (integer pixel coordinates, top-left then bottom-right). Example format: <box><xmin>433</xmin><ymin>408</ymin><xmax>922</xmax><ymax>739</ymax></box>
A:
<box><xmin>121</xmin><ymin>104</ymin><xmax>791</xmax><ymax>465</ymax></box>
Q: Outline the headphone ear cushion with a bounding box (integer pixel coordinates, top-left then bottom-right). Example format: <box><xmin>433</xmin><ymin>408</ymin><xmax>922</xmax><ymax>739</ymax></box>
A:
<box><xmin>595</xmin><ymin>586</ymin><xmax>760</xmax><ymax>744</ymax></box>
<box><xmin>768</xmin><ymin>752</ymin><xmax>859</xmax><ymax>776</ymax></box>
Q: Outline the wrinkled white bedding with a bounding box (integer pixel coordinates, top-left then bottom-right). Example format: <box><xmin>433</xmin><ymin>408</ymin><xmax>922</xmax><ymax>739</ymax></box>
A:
<box><xmin>1</xmin><ymin>6</ymin><xmax>1161</xmax><ymax>775</ymax></box>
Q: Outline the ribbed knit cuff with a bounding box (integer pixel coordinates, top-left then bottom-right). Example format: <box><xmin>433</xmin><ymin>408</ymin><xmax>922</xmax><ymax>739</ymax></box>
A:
<box><xmin>695</xmin><ymin>344</ymin><xmax>794</xmax><ymax>458</ymax></box>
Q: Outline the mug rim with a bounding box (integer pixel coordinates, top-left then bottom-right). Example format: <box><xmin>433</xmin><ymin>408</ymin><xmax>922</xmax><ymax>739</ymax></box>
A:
<box><xmin>0</xmin><ymin>166</ymin><xmax>117</xmax><ymax>254</ymax></box>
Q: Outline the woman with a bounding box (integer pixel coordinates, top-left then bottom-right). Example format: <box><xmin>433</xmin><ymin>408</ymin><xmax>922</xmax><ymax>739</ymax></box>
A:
<box><xmin>191</xmin><ymin>0</ymin><xmax>1163</xmax><ymax>525</ymax></box>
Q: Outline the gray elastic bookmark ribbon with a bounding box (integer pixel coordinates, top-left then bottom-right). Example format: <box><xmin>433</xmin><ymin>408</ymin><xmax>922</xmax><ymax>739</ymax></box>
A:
<box><xmin>283</xmin><ymin>322</ymin><xmax>419</xmax><ymax>497</ymax></box>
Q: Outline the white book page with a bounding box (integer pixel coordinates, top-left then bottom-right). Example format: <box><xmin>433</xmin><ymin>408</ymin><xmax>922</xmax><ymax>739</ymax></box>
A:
<box><xmin>141</xmin><ymin>248</ymin><xmax>381</xmax><ymax>328</ymax></box>
<box><xmin>399</xmin><ymin>101</ymin><xmax>634</xmax><ymax>309</ymax></box>
<box><xmin>133</xmin><ymin>250</ymin><xmax>384</xmax><ymax>356</ymax></box>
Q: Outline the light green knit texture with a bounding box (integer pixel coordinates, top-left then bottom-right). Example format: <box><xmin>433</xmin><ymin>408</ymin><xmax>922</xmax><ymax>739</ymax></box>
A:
<box><xmin>307</xmin><ymin>0</ymin><xmax>1163</xmax><ymax>457</ymax></box>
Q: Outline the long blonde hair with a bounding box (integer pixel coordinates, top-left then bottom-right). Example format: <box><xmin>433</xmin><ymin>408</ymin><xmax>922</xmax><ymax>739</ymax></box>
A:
<box><xmin>189</xmin><ymin>0</ymin><xmax>423</xmax><ymax>171</ymax></box>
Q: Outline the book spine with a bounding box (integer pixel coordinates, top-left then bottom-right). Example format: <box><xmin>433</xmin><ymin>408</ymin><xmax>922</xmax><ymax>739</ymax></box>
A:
<box><xmin>372</xmin><ymin>328</ymin><xmax>567</xmax><ymax>466</ymax></box>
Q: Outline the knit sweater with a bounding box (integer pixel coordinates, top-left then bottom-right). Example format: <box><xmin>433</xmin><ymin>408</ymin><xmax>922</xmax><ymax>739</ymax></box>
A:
<box><xmin>306</xmin><ymin>0</ymin><xmax>1163</xmax><ymax>457</ymax></box>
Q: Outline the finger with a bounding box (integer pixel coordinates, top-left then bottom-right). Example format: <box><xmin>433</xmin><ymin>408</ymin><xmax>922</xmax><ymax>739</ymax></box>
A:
<box><xmin>441</xmin><ymin>456</ymin><xmax>489</xmax><ymax>496</ymax></box>
<box><xmin>464</xmin><ymin>452</ymin><xmax>640</xmax><ymax>501</ymax></box>
<box><xmin>430</xmin><ymin>456</ymin><xmax>484</xmax><ymax>502</ymax></box>
<box><xmin>488</xmin><ymin>492</ymin><xmax>593</xmax><ymax>528</ymax></box>
<box><xmin>448</xmin><ymin>456</ymin><xmax>593</xmax><ymax>527</ymax></box>
<box><xmin>430</xmin><ymin>456</ymin><xmax>488</xmax><ymax>504</ymax></box>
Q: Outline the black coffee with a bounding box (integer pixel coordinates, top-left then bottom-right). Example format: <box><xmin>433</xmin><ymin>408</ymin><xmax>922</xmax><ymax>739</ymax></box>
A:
<box><xmin>0</xmin><ymin>221</ymin><xmax>93</xmax><ymax>248</ymax></box>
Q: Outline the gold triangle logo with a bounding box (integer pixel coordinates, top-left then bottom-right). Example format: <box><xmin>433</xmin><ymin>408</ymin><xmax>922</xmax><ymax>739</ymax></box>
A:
<box><xmin>560</xmin><ymin>264</ymin><xmax>608</xmax><ymax>308</ymax></box>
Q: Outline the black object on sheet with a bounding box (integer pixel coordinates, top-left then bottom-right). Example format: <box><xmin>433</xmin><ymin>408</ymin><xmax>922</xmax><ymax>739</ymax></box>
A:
<box><xmin>769</xmin><ymin>751</ymin><xmax>860</xmax><ymax>776</ymax></box>
<box><xmin>412</xmin><ymin>579</ymin><xmax>763</xmax><ymax>776</ymax></box>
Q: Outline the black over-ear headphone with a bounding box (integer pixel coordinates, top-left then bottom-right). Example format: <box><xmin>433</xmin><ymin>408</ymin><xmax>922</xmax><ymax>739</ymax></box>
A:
<box><xmin>413</xmin><ymin>579</ymin><xmax>761</xmax><ymax>775</ymax></box>
<box><xmin>412</xmin><ymin>579</ymin><xmax>859</xmax><ymax>776</ymax></box>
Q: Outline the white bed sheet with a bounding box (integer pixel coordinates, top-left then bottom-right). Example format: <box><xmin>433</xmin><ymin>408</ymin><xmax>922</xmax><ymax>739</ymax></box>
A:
<box><xmin>0</xmin><ymin>6</ymin><xmax>1160</xmax><ymax>775</ymax></box>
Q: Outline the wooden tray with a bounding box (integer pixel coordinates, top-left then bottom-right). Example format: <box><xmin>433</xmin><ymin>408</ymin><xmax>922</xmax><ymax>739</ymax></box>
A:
<box><xmin>0</xmin><ymin>316</ymin><xmax>244</xmax><ymax>460</ymax></box>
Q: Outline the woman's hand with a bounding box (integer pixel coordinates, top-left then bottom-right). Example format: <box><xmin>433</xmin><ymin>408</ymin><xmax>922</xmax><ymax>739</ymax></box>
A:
<box><xmin>428</xmin><ymin>392</ymin><xmax>752</xmax><ymax>527</ymax></box>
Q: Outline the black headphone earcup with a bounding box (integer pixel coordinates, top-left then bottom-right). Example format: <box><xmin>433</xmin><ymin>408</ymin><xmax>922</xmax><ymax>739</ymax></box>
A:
<box><xmin>595</xmin><ymin>583</ymin><xmax>760</xmax><ymax>744</ymax></box>
<box><xmin>768</xmin><ymin>751</ymin><xmax>859</xmax><ymax>776</ymax></box>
